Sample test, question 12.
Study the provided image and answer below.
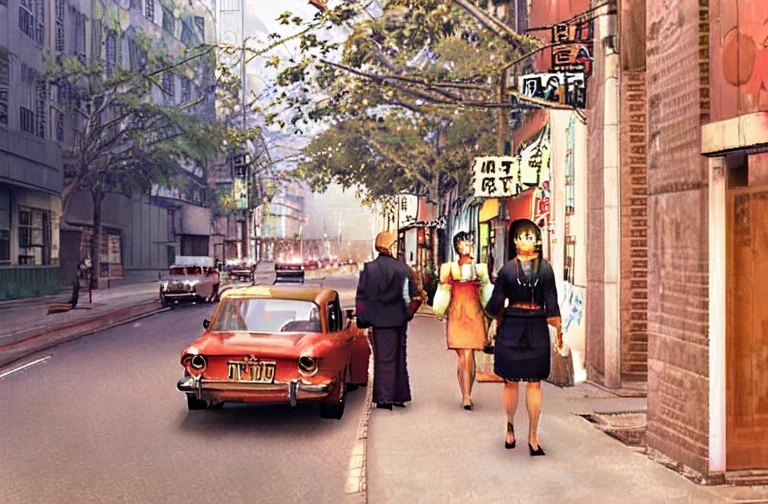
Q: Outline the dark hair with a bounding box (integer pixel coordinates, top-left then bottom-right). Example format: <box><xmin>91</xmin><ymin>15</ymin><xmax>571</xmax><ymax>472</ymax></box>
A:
<box><xmin>508</xmin><ymin>219</ymin><xmax>542</xmax><ymax>260</ymax></box>
<box><xmin>452</xmin><ymin>231</ymin><xmax>474</xmax><ymax>254</ymax></box>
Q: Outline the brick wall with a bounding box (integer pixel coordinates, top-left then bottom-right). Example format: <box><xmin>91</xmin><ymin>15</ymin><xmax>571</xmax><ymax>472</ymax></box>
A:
<box><xmin>646</xmin><ymin>0</ymin><xmax>711</xmax><ymax>475</ymax></box>
<box><xmin>585</xmin><ymin>18</ymin><xmax>606</xmax><ymax>383</ymax></box>
<box><xmin>620</xmin><ymin>72</ymin><xmax>649</xmax><ymax>382</ymax></box>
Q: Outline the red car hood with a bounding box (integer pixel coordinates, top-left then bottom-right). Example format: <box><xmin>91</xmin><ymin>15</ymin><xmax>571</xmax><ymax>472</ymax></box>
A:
<box><xmin>183</xmin><ymin>331</ymin><xmax>322</xmax><ymax>359</ymax></box>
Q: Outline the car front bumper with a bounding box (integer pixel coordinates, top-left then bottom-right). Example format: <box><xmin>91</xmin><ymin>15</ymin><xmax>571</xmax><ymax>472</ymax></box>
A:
<box><xmin>176</xmin><ymin>375</ymin><xmax>334</xmax><ymax>406</ymax></box>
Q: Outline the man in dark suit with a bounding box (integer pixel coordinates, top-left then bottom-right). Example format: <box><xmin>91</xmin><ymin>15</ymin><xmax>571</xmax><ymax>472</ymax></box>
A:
<box><xmin>356</xmin><ymin>230</ymin><xmax>419</xmax><ymax>410</ymax></box>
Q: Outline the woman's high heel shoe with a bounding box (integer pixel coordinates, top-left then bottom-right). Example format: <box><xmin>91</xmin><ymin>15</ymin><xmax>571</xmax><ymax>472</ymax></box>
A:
<box><xmin>505</xmin><ymin>423</ymin><xmax>516</xmax><ymax>449</ymax></box>
<box><xmin>528</xmin><ymin>443</ymin><xmax>545</xmax><ymax>456</ymax></box>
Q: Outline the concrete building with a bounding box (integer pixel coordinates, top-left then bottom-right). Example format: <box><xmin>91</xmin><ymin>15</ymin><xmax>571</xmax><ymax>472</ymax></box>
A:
<box><xmin>0</xmin><ymin>0</ymin><xmax>67</xmax><ymax>300</ymax></box>
<box><xmin>60</xmin><ymin>0</ymin><xmax>218</xmax><ymax>283</ymax></box>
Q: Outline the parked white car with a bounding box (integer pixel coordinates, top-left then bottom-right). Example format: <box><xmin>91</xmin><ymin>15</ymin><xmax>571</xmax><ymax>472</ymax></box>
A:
<box><xmin>160</xmin><ymin>256</ymin><xmax>220</xmax><ymax>307</ymax></box>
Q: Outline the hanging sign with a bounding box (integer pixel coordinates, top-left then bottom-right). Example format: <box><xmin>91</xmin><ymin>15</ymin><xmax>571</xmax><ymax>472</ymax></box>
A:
<box><xmin>471</xmin><ymin>156</ymin><xmax>521</xmax><ymax>198</ymax></box>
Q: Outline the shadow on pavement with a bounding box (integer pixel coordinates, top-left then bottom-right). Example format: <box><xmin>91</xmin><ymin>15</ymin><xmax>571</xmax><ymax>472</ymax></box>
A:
<box><xmin>176</xmin><ymin>388</ymin><xmax>366</xmax><ymax>435</ymax></box>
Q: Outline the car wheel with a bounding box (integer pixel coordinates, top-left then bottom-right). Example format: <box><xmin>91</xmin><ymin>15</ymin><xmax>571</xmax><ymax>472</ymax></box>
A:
<box><xmin>319</xmin><ymin>381</ymin><xmax>346</xmax><ymax>420</ymax></box>
<box><xmin>186</xmin><ymin>394</ymin><xmax>209</xmax><ymax>410</ymax></box>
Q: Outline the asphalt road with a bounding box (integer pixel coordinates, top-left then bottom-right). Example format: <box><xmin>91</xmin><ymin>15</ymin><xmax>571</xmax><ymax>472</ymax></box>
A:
<box><xmin>0</xmin><ymin>276</ymin><xmax>364</xmax><ymax>504</ymax></box>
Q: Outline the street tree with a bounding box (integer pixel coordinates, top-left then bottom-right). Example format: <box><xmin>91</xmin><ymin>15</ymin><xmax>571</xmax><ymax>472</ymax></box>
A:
<box><xmin>239</xmin><ymin>0</ymin><xmax>545</xmax><ymax>204</ymax></box>
<box><xmin>50</xmin><ymin>34</ymin><xmax>221</xmax><ymax>284</ymax></box>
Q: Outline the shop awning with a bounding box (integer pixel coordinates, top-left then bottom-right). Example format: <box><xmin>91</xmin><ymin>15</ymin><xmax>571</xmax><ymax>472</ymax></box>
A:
<box><xmin>506</xmin><ymin>188</ymin><xmax>536</xmax><ymax>223</ymax></box>
<box><xmin>479</xmin><ymin>198</ymin><xmax>500</xmax><ymax>222</ymax></box>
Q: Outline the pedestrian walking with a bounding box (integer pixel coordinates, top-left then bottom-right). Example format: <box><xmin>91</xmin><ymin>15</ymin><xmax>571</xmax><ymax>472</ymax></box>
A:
<box><xmin>484</xmin><ymin>219</ymin><xmax>563</xmax><ymax>456</ymax></box>
<box><xmin>355</xmin><ymin>230</ymin><xmax>421</xmax><ymax>410</ymax></box>
<box><xmin>432</xmin><ymin>231</ymin><xmax>494</xmax><ymax>410</ymax></box>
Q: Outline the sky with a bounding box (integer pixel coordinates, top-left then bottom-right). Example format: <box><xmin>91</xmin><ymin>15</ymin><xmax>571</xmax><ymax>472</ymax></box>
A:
<box><xmin>242</xmin><ymin>0</ymin><xmax>345</xmax><ymax>169</ymax></box>
<box><xmin>239</xmin><ymin>0</ymin><xmax>381</xmax><ymax>237</ymax></box>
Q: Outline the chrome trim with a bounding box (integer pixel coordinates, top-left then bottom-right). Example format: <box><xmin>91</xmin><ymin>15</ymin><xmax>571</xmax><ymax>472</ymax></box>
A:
<box><xmin>177</xmin><ymin>375</ymin><xmax>334</xmax><ymax>405</ymax></box>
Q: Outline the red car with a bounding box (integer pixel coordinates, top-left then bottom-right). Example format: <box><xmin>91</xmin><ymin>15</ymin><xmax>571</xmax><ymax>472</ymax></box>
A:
<box><xmin>176</xmin><ymin>285</ymin><xmax>370</xmax><ymax>419</ymax></box>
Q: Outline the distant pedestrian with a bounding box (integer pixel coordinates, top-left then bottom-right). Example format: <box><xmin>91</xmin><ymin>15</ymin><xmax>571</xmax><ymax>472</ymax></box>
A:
<box><xmin>484</xmin><ymin>219</ymin><xmax>562</xmax><ymax>456</ymax></box>
<box><xmin>355</xmin><ymin>231</ymin><xmax>421</xmax><ymax>410</ymax></box>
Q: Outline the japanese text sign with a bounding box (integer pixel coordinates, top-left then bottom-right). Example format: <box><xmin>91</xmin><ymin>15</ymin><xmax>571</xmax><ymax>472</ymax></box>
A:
<box><xmin>471</xmin><ymin>157</ymin><xmax>521</xmax><ymax>198</ymax></box>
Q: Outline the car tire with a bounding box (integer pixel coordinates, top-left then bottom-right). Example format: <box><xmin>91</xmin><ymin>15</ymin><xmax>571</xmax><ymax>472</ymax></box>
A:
<box><xmin>186</xmin><ymin>394</ymin><xmax>209</xmax><ymax>410</ymax></box>
<box><xmin>319</xmin><ymin>381</ymin><xmax>346</xmax><ymax>420</ymax></box>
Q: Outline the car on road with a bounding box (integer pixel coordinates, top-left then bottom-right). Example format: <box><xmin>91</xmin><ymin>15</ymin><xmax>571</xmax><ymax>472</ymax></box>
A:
<box><xmin>225</xmin><ymin>260</ymin><xmax>255</xmax><ymax>282</ymax></box>
<box><xmin>177</xmin><ymin>284</ymin><xmax>370</xmax><ymax>419</ymax></box>
<box><xmin>160</xmin><ymin>257</ymin><xmax>220</xmax><ymax>307</ymax></box>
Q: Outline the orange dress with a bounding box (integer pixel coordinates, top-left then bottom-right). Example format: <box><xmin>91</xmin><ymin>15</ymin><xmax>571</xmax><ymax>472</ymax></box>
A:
<box><xmin>443</xmin><ymin>276</ymin><xmax>487</xmax><ymax>350</ymax></box>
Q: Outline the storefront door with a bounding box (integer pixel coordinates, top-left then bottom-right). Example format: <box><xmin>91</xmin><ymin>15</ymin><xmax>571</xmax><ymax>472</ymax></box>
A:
<box><xmin>726</xmin><ymin>187</ymin><xmax>768</xmax><ymax>470</ymax></box>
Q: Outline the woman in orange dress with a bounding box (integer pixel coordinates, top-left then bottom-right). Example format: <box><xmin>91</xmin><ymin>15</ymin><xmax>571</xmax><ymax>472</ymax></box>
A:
<box><xmin>433</xmin><ymin>231</ymin><xmax>494</xmax><ymax>410</ymax></box>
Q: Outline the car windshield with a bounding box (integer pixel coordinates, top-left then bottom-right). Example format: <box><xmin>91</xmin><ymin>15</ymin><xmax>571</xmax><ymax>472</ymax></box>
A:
<box><xmin>170</xmin><ymin>266</ymin><xmax>202</xmax><ymax>275</ymax></box>
<box><xmin>211</xmin><ymin>298</ymin><xmax>322</xmax><ymax>333</ymax></box>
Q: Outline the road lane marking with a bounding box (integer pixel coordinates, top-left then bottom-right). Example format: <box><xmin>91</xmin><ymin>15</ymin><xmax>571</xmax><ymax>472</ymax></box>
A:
<box><xmin>0</xmin><ymin>354</ymin><xmax>52</xmax><ymax>379</ymax></box>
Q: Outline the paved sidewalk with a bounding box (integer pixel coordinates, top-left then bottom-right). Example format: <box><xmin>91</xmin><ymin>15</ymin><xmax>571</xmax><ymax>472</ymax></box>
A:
<box><xmin>366</xmin><ymin>315</ymin><xmax>758</xmax><ymax>504</ymax></box>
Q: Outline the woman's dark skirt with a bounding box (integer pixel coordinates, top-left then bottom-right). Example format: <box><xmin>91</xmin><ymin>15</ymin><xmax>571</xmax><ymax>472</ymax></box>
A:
<box><xmin>493</xmin><ymin>315</ymin><xmax>551</xmax><ymax>382</ymax></box>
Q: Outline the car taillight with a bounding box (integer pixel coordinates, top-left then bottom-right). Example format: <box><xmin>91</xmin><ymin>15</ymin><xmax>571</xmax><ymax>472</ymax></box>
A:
<box><xmin>298</xmin><ymin>355</ymin><xmax>318</xmax><ymax>375</ymax></box>
<box><xmin>190</xmin><ymin>355</ymin><xmax>206</xmax><ymax>371</ymax></box>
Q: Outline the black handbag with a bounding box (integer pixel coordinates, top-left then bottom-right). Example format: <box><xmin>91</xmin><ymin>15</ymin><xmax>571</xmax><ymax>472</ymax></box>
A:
<box><xmin>483</xmin><ymin>342</ymin><xmax>495</xmax><ymax>354</ymax></box>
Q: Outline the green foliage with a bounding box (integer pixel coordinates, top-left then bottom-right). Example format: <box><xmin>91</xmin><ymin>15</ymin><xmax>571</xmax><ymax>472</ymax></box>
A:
<box><xmin>50</xmin><ymin>37</ymin><xmax>222</xmax><ymax>208</ymax></box>
<box><xmin>209</xmin><ymin>186</ymin><xmax>239</xmax><ymax>218</ymax></box>
<box><xmin>248</xmin><ymin>0</ymin><xmax>542</xmax><ymax>204</ymax></box>
<box><xmin>294</xmin><ymin>106</ymin><xmax>496</xmax><ymax>205</ymax></box>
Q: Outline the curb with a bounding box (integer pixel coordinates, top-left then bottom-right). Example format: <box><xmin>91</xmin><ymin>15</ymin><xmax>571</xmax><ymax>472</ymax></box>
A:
<box><xmin>344</xmin><ymin>343</ymin><xmax>374</xmax><ymax>504</ymax></box>
<box><xmin>0</xmin><ymin>301</ymin><xmax>170</xmax><ymax>371</ymax></box>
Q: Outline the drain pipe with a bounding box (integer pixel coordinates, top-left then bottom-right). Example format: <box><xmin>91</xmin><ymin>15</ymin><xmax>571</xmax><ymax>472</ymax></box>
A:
<box><xmin>600</xmin><ymin>2</ymin><xmax>622</xmax><ymax>389</ymax></box>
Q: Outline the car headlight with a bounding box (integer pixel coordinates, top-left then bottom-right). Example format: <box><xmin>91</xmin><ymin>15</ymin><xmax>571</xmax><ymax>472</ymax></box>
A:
<box><xmin>297</xmin><ymin>355</ymin><xmax>318</xmax><ymax>375</ymax></box>
<box><xmin>190</xmin><ymin>355</ymin><xmax>207</xmax><ymax>370</ymax></box>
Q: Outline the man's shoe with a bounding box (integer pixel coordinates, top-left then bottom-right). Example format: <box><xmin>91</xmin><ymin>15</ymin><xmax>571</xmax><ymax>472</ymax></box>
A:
<box><xmin>376</xmin><ymin>403</ymin><xmax>393</xmax><ymax>410</ymax></box>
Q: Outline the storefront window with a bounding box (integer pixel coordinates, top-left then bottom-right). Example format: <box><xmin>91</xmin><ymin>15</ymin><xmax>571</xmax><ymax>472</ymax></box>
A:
<box><xmin>0</xmin><ymin>187</ymin><xmax>10</xmax><ymax>264</ymax></box>
<box><xmin>18</xmin><ymin>206</ymin><xmax>50</xmax><ymax>265</ymax></box>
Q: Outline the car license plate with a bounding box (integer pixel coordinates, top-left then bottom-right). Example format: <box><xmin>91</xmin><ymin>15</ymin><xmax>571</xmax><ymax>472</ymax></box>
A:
<box><xmin>227</xmin><ymin>359</ymin><xmax>276</xmax><ymax>383</ymax></box>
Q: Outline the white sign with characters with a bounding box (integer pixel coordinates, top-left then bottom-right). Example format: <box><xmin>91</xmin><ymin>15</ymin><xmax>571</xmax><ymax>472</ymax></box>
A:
<box><xmin>470</xmin><ymin>156</ymin><xmax>521</xmax><ymax>198</ymax></box>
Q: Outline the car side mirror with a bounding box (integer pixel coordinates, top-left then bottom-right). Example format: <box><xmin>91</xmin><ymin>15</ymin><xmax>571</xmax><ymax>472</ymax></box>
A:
<box><xmin>203</xmin><ymin>319</ymin><xmax>210</xmax><ymax>329</ymax></box>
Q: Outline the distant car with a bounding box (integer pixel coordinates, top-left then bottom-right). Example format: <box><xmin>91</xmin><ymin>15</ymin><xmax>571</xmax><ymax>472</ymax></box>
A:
<box><xmin>176</xmin><ymin>285</ymin><xmax>370</xmax><ymax>419</ymax></box>
<box><xmin>303</xmin><ymin>259</ymin><xmax>322</xmax><ymax>270</ymax></box>
<box><xmin>273</xmin><ymin>262</ymin><xmax>305</xmax><ymax>284</ymax></box>
<box><xmin>160</xmin><ymin>257</ymin><xmax>219</xmax><ymax>307</ymax></box>
<box><xmin>226</xmin><ymin>261</ymin><xmax>254</xmax><ymax>282</ymax></box>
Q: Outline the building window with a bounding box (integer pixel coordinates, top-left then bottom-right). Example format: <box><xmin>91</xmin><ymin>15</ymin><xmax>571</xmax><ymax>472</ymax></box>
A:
<box><xmin>128</xmin><ymin>37</ymin><xmax>146</xmax><ymax>71</ymax></box>
<box><xmin>181</xmin><ymin>77</ymin><xmax>191</xmax><ymax>103</ymax></box>
<box><xmin>181</xmin><ymin>23</ymin><xmax>193</xmax><ymax>46</ymax></box>
<box><xmin>91</xmin><ymin>20</ymin><xmax>102</xmax><ymax>63</ymax></box>
<box><xmin>35</xmin><ymin>79</ymin><xmax>46</xmax><ymax>138</ymax></box>
<box><xmin>74</xmin><ymin>12</ymin><xmax>87</xmax><ymax>61</ymax></box>
<box><xmin>143</xmin><ymin>0</ymin><xmax>155</xmax><ymax>21</ymax></box>
<box><xmin>20</xmin><ymin>107</ymin><xmax>35</xmax><ymax>134</ymax></box>
<box><xmin>565</xmin><ymin>115</ymin><xmax>575</xmax><ymax>215</ymax></box>
<box><xmin>0</xmin><ymin>187</ymin><xmax>10</xmax><ymax>265</ymax></box>
<box><xmin>564</xmin><ymin>235</ymin><xmax>575</xmax><ymax>284</ymax></box>
<box><xmin>0</xmin><ymin>47</ymin><xmax>8</xmax><ymax>125</ymax></box>
<box><xmin>19</xmin><ymin>3</ymin><xmax>34</xmax><ymax>39</ymax></box>
<box><xmin>18</xmin><ymin>206</ymin><xmax>50</xmax><ymax>265</ymax></box>
<box><xmin>162</xmin><ymin>72</ymin><xmax>175</xmax><ymax>99</ymax></box>
<box><xmin>162</xmin><ymin>7</ymin><xmax>175</xmax><ymax>34</ymax></box>
<box><xmin>55</xmin><ymin>20</ymin><xmax>65</xmax><ymax>51</ymax></box>
<box><xmin>194</xmin><ymin>16</ymin><xmax>205</xmax><ymax>39</ymax></box>
<box><xmin>106</xmin><ymin>31</ymin><xmax>117</xmax><ymax>77</ymax></box>
<box><xmin>50</xmin><ymin>106</ymin><xmax>64</xmax><ymax>141</ymax></box>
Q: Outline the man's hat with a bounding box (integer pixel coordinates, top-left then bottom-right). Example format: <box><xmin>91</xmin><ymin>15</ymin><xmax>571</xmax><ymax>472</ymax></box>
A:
<box><xmin>375</xmin><ymin>230</ymin><xmax>397</xmax><ymax>251</ymax></box>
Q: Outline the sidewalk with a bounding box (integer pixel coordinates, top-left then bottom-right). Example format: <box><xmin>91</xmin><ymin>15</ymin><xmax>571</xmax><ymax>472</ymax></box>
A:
<box><xmin>365</xmin><ymin>315</ymin><xmax>764</xmax><ymax>504</ymax></box>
